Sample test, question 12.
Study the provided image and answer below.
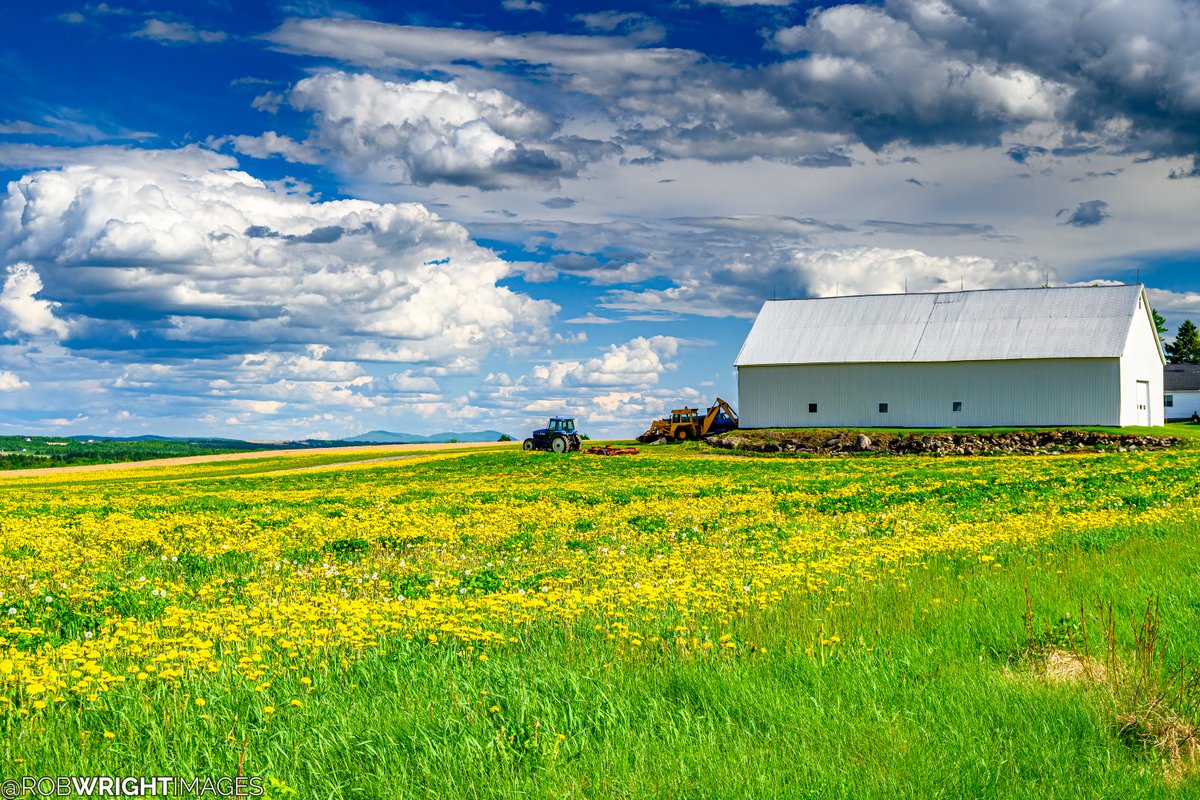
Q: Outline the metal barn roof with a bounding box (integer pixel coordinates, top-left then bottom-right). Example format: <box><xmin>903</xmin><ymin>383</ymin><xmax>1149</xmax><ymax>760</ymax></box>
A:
<box><xmin>735</xmin><ymin>285</ymin><xmax>1147</xmax><ymax>366</ymax></box>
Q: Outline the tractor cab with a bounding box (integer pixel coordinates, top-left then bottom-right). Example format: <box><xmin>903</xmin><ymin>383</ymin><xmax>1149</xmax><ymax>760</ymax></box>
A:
<box><xmin>670</xmin><ymin>409</ymin><xmax>697</xmax><ymax>425</ymax></box>
<box><xmin>548</xmin><ymin>417</ymin><xmax>577</xmax><ymax>434</ymax></box>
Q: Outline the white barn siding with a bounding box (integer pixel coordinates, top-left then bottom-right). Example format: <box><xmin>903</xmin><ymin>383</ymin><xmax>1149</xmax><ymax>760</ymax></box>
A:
<box><xmin>738</xmin><ymin>359</ymin><xmax>1119</xmax><ymax>428</ymax></box>
<box><xmin>1117</xmin><ymin>293</ymin><xmax>1166</xmax><ymax>426</ymax></box>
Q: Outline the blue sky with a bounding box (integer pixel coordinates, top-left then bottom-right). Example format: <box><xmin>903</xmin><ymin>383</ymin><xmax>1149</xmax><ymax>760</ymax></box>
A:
<box><xmin>1</xmin><ymin>0</ymin><xmax>1199</xmax><ymax>439</ymax></box>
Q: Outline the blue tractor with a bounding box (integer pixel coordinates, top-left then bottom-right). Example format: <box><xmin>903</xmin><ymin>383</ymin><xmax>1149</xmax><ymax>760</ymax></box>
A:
<box><xmin>523</xmin><ymin>417</ymin><xmax>582</xmax><ymax>453</ymax></box>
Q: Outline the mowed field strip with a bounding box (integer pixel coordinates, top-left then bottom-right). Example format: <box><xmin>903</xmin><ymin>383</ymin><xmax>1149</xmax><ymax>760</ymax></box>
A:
<box><xmin>0</xmin><ymin>439</ymin><xmax>514</xmax><ymax>478</ymax></box>
<box><xmin>1</xmin><ymin>443</ymin><xmax>1199</xmax><ymax>797</ymax></box>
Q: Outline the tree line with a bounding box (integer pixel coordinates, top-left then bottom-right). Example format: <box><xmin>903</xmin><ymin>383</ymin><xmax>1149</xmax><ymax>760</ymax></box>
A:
<box><xmin>1154</xmin><ymin>310</ymin><xmax>1200</xmax><ymax>364</ymax></box>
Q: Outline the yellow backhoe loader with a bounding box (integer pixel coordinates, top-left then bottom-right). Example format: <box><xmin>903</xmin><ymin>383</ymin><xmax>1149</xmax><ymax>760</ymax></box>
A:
<box><xmin>637</xmin><ymin>397</ymin><xmax>739</xmax><ymax>443</ymax></box>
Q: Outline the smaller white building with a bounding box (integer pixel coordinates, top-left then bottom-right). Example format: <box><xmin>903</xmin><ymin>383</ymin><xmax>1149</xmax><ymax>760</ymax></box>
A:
<box><xmin>1164</xmin><ymin>364</ymin><xmax>1200</xmax><ymax>421</ymax></box>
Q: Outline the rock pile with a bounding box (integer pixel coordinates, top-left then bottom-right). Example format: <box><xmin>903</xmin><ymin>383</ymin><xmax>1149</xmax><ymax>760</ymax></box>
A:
<box><xmin>707</xmin><ymin>429</ymin><xmax>1181</xmax><ymax>456</ymax></box>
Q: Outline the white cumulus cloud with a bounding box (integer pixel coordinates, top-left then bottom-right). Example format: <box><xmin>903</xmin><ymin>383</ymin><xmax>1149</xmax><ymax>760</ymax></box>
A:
<box><xmin>284</xmin><ymin>72</ymin><xmax>578</xmax><ymax>189</ymax></box>
<box><xmin>770</xmin><ymin>4</ymin><xmax>1068</xmax><ymax>149</ymax></box>
<box><xmin>786</xmin><ymin>247</ymin><xmax>1048</xmax><ymax>297</ymax></box>
<box><xmin>0</xmin><ymin>154</ymin><xmax>556</xmax><ymax>361</ymax></box>
<box><xmin>0</xmin><ymin>370</ymin><xmax>28</xmax><ymax>391</ymax></box>
<box><xmin>212</xmin><ymin>132</ymin><xmax>321</xmax><ymax>164</ymax></box>
<box><xmin>532</xmin><ymin>335</ymin><xmax>682</xmax><ymax>388</ymax></box>
<box><xmin>1</xmin><ymin>262</ymin><xmax>70</xmax><ymax>339</ymax></box>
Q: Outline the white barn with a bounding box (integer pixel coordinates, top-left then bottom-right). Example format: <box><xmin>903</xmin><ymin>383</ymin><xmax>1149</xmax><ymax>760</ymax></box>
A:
<box><xmin>735</xmin><ymin>285</ymin><xmax>1165</xmax><ymax>429</ymax></box>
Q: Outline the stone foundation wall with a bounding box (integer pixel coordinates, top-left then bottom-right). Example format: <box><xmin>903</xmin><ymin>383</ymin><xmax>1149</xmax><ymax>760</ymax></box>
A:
<box><xmin>707</xmin><ymin>429</ymin><xmax>1181</xmax><ymax>456</ymax></box>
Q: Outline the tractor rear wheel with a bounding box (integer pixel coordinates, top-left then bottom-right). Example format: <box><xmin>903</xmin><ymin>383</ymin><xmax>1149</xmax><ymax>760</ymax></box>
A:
<box><xmin>550</xmin><ymin>435</ymin><xmax>568</xmax><ymax>453</ymax></box>
<box><xmin>522</xmin><ymin>439</ymin><xmax>535</xmax><ymax>451</ymax></box>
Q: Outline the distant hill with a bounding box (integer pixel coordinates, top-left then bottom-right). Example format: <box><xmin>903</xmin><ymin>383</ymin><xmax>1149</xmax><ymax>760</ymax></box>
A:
<box><xmin>0</xmin><ymin>431</ymin><xmax>513</xmax><ymax>472</ymax></box>
<box><xmin>69</xmin><ymin>431</ymin><xmax>513</xmax><ymax>446</ymax></box>
<box><xmin>0</xmin><ymin>434</ymin><xmax>286</xmax><ymax>472</ymax></box>
<box><xmin>344</xmin><ymin>430</ymin><xmax>510</xmax><ymax>444</ymax></box>
<box><xmin>71</xmin><ymin>435</ymin><xmax>243</xmax><ymax>443</ymax></box>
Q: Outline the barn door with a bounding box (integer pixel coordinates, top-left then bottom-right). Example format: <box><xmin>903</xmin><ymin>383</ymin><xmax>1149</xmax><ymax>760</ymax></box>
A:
<box><xmin>1136</xmin><ymin>380</ymin><xmax>1151</xmax><ymax>426</ymax></box>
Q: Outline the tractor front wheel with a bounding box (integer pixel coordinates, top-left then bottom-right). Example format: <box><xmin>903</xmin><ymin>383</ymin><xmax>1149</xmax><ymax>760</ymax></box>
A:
<box><xmin>675</xmin><ymin>428</ymin><xmax>690</xmax><ymax>441</ymax></box>
<box><xmin>522</xmin><ymin>438</ymin><xmax>535</xmax><ymax>451</ymax></box>
<box><xmin>550</xmin><ymin>435</ymin><xmax>569</xmax><ymax>453</ymax></box>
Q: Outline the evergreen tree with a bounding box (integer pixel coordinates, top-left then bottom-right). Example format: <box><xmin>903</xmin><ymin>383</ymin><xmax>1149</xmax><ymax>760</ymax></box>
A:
<box><xmin>1166</xmin><ymin>319</ymin><xmax>1200</xmax><ymax>364</ymax></box>
<box><xmin>1153</xmin><ymin>309</ymin><xmax>1168</xmax><ymax>344</ymax></box>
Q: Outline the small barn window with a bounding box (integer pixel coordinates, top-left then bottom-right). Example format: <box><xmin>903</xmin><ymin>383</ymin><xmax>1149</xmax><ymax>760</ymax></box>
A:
<box><xmin>952</xmin><ymin>401</ymin><xmax>963</xmax><ymax>412</ymax></box>
<box><xmin>878</xmin><ymin>402</ymin><xmax>889</xmax><ymax>413</ymax></box>
<box><xmin>1165</xmin><ymin>395</ymin><xmax>1174</xmax><ymax>408</ymax></box>
<box><xmin>808</xmin><ymin>403</ymin><xmax>818</xmax><ymax>413</ymax></box>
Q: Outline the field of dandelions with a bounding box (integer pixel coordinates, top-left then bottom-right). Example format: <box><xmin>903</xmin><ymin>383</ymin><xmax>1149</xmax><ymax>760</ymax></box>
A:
<box><xmin>2</xmin><ymin>443</ymin><xmax>1198</xmax><ymax>798</ymax></box>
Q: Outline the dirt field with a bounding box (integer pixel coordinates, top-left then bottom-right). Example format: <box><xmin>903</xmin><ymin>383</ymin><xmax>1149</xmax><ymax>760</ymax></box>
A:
<box><xmin>0</xmin><ymin>440</ymin><xmax>514</xmax><ymax>478</ymax></box>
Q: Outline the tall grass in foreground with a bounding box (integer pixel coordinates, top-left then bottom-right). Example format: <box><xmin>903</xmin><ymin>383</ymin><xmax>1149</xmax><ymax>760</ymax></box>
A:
<box><xmin>10</xmin><ymin>519</ymin><xmax>1199</xmax><ymax>799</ymax></box>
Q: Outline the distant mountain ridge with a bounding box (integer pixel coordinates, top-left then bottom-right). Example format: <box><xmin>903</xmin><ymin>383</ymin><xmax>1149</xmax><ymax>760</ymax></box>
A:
<box><xmin>343</xmin><ymin>430</ymin><xmax>509</xmax><ymax>444</ymax></box>
<box><xmin>65</xmin><ymin>430</ymin><xmax>511</xmax><ymax>446</ymax></box>
<box><xmin>70</xmin><ymin>435</ymin><xmax>245</xmax><ymax>443</ymax></box>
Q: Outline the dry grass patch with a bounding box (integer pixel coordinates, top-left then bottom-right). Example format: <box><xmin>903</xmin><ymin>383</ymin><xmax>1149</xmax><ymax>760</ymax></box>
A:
<box><xmin>1038</xmin><ymin>647</ymin><xmax>1109</xmax><ymax>685</ymax></box>
<box><xmin>1118</xmin><ymin>709</ymin><xmax>1200</xmax><ymax>784</ymax></box>
<box><xmin>1018</xmin><ymin>591</ymin><xmax>1200</xmax><ymax>785</ymax></box>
